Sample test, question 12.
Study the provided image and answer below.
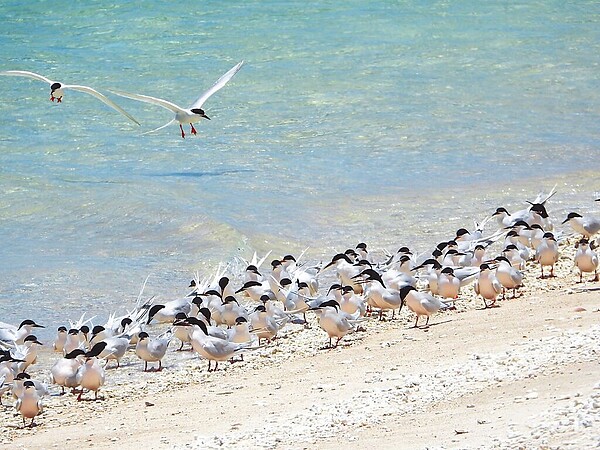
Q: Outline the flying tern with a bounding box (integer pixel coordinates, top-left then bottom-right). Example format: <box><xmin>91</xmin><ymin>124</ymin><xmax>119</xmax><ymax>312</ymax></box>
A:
<box><xmin>110</xmin><ymin>61</ymin><xmax>243</xmax><ymax>138</ymax></box>
<box><xmin>0</xmin><ymin>70</ymin><xmax>140</xmax><ymax>125</ymax></box>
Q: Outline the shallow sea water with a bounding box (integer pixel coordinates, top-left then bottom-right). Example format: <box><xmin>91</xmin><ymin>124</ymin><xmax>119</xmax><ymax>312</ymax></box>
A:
<box><xmin>0</xmin><ymin>1</ymin><xmax>598</xmax><ymax>336</ymax></box>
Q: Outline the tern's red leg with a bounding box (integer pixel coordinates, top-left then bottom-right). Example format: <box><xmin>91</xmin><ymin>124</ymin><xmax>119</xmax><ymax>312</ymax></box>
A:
<box><xmin>190</xmin><ymin>124</ymin><xmax>197</xmax><ymax>135</ymax></box>
<box><xmin>50</xmin><ymin>96</ymin><xmax>55</xmax><ymax>102</ymax></box>
<box><xmin>179</xmin><ymin>124</ymin><xmax>185</xmax><ymax>138</ymax></box>
<box><xmin>57</xmin><ymin>97</ymin><xmax>62</xmax><ymax>103</ymax></box>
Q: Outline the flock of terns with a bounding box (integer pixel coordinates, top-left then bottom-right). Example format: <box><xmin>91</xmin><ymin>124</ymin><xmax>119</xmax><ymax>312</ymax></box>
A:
<box><xmin>1</xmin><ymin>186</ymin><xmax>599</xmax><ymax>429</ymax></box>
<box><xmin>1</xmin><ymin>60</ymin><xmax>599</xmax><ymax>433</ymax></box>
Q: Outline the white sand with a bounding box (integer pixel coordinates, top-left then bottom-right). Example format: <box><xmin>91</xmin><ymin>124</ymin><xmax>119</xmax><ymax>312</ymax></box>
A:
<box><xmin>2</xmin><ymin>241</ymin><xmax>600</xmax><ymax>449</ymax></box>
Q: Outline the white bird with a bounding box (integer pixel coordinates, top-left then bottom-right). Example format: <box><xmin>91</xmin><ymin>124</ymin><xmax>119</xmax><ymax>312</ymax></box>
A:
<box><xmin>399</xmin><ymin>285</ymin><xmax>452</xmax><ymax>328</ymax></box>
<box><xmin>53</xmin><ymin>326</ymin><xmax>68</xmax><ymax>353</ymax></box>
<box><xmin>310</xmin><ymin>300</ymin><xmax>363</xmax><ymax>348</ymax></box>
<box><xmin>321</xmin><ymin>253</ymin><xmax>364</xmax><ymax>294</ymax></box>
<box><xmin>339</xmin><ymin>285</ymin><xmax>366</xmax><ymax>317</ymax></box>
<box><xmin>494</xmin><ymin>256</ymin><xmax>524</xmax><ymax>299</ymax></box>
<box><xmin>219</xmin><ymin>296</ymin><xmax>248</xmax><ymax>328</ymax></box>
<box><xmin>98</xmin><ymin>334</ymin><xmax>131</xmax><ymax>368</ymax></box>
<box><xmin>535</xmin><ymin>232</ymin><xmax>560</xmax><ymax>278</ymax></box>
<box><xmin>11</xmin><ymin>373</ymin><xmax>49</xmax><ymax>400</ymax></box>
<box><xmin>75</xmin><ymin>342</ymin><xmax>107</xmax><ymax>401</ymax></box>
<box><xmin>574</xmin><ymin>238</ymin><xmax>599</xmax><ymax>282</ymax></box>
<box><xmin>135</xmin><ymin>330</ymin><xmax>171</xmax><ymax>372</ymax></box>
<box><xmin>50</xmin><ymin>348</ymin><xmax>85</xmax><ymax>395</ymax></box>
<box><xmin>491</xmin><ymin>187</ymin><xmax>556</xmax><ymax>230</ymax></box>
<box><xmin>1</xmin><ymin>349</ymin><xmax>24</xmax><ymax>386</ymax></box>
<box><xmin>235</xmin><ymin>280</ymin><xmax>274</xmax><ymax>303</ymax></box>
<box><xmin>62</xmin><ymin>328</ymin><xmax>85</xmax><ymax>355</ymax></box>
<box><xmin>206</xmin><ymin>276</ymin><xmax>235</xmax><ymax>301</ymax></box>
<box><xmin>268</xmin><ymin>259</ymin><xmax>291</xmax><ymax>294</ymax></box>
<box><xmin>438</xmin><ymin>267</ymin><xmax>461</xmax><ymax>300</ymax></box>
<box><xmin>227</xmin><ymin>317</ymin><xmax>254</xmax><ymax>344</ymax></box>
<box><xmin>147</xmin><ymin>298</ymin><xmax>191</xmax><ymax>324</ymax></box>
<box><xmin>188</xmin><ymin>311</ymin><xmax>229</xmax><ymax>341</ymax></box>
<box><xmin>474</xmin><ymin>264</ymin><xmax>503</xmax><ymax>308</ymax></box>
<box><xmin>110</xmin><ymin>61</ymin><xmax>243</xmax><ymax>138</ymax></box>
<box><xmin>412</xmin><ymin>258</ymin><xmax>443</xmax><ymax>295</ymax></box>
<box><xmin>172</xmin><ymin>313</ymin><xmax>193</xmax><ymax>351</ymax></box>
<box><xmin>188</xmin><ymin>320</ymin><xmax>257</xmax><ymax>372</ymax></box>
<box><xmin>0</xmin><ymin>374</ymin><xmax>10</xmax><ymax>403</ymax></box>
<box><xmin>89</xmin><ymin>325</ymin><xmax>113</xmax><ymax>347</ymax></box>
<box><xmin>15</xmin><ymin>334</ymin><xmax>43</xmax><ymax>372</ymax></box>
<box><xmin>354</xmin><ymin>243</ymin><xmax>373</xmax><ymax>263</ymax></box>
<box><xmin>504</xmin><ymin>230</ymin><xmax>532</xmax><ymax>261</ymax></box>
<box><xmin>248</xmin><ymin>304</ymin><xmax>280</xmax><ymax>345</ymax></box>
<box><xmin>356</xmin><ymin>269</ymin><xmax>403</xmax><ymax>320</ymax></box>
<box><xmin>0</xmin><ymin>70</ymin><xmax>140</xmax><ymax>125</ymax></box>
<box><xmin>468</xmin><ymin>244</ymin><xmax>488</xmax><ymax>268</ymax></box>
<box><xmin>0</xmin><ymin>319</ymin><xmax>44</xmax><ymax>345</ymax></box>
<box><xmin>562</xmin><ymin>212</ymin><xmax>600</xmax><ymax>239</ymax></box>
<box><xmin>15</xmin><ymin>380</ymin><xmax>43</xmax><ymax>428</ymax></box>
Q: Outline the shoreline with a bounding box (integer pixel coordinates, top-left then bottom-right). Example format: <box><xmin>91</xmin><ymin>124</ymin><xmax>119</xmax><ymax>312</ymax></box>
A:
<box><xmin>2</xmin><ymin>245</ymin><xmax>599</xmax><ymax>449</ymax></box>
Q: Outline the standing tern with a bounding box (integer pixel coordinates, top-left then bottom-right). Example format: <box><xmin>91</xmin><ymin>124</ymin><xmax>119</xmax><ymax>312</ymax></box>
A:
<box><xmin>0</xmin><ymin>70</ymin><xmax>140</xmax><ymax>125</ymax></box>
<box><xmin>573</xmin><ymin>238</ymin><xmax>599</xmax><ymax>282</ymax></box>
<box><xmin>535</xmin><ymin>232</ymin><xmax>560</xmax><ymax>278</ymax></box>
<box><xmin>0</xmin><ymin>319</ymin><xmax>44</xmax><ymax>345</ymax></box>
<box><xmin>53</xmin><ymin>326</ymin><xmax>68</xmax><ymax>353</ymax></box>
<box><xmin>474</xmin><ymin>264</ymin><xmax>502</xmax><ymax>308</ymax></box>
<box><xmin>15</xmin><ymin>380</ymin><xmax>43</xmax><ymax>428</ymax></box>
<box><xmin>399</xmin><ymin>285</ymin><xmax>452</xmax><ymax>328</ymax></box>
<box><xmin>50</xmin><ymin>348</ymin><xmax>85</xmax><ymax>395</ymax></box>
<box><xmin>110</xmin><ymin>61</ymin><xmax>244</xmax><ymax>138</ymax></box>
<box><xmin>11</xmin><ymin>372</ymin><xmax>49</xmax><ymax>400</ymax></box>
<box><xmin>188</xmin><ymin>319</ymin><xmax>258</xmax><ymax>372</ymax></box>
<box><xmin>135</xmin><ymin>330</ymin><xmax>172</xmax><ymax>372</ymax></box>
<box><xmin>310</xmin><ymin>300</ymin><xmax>363</xmax><ymax>348</ymax></box>
<box><xmin>75</xmin><ymin>342</ymin><xmax>107</xmax><ymax>401</ymax></box>
<box><xmin>494</xmin><ymin>256</ymin><xmax>524</xmax><ymax>299</ymax></box>
<box><xmin>562</xmin><ymin>212</ymin><xmax>600</xmax><ymax>239</ymax></box>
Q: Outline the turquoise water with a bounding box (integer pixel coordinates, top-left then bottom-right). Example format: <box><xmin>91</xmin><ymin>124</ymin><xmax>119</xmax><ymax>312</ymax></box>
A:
<box><xmin>1</xmin><ymin>1</ymin><xmax>599</xmax><ymax>334</ymax></box>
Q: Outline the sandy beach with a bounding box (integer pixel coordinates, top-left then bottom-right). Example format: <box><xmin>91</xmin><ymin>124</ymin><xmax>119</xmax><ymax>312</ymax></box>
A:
<box><xmin>1</xmin><ymin>2</ymin><xmax>599</xmax><ymax>449</ymax></box>
<box><xmin>2</xmin><ymin>240</ymin><xmax>599</xmax><ymax>450</ymax></box>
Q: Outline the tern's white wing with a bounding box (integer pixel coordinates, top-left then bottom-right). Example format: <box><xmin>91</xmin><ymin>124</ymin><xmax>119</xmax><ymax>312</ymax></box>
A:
<box><xmin>65</xmin><ymin>84</ymin><xmax>140</xmax><ymax>125</ymax></box>
<box><xmin>0</xmin><ymin>70</ymin><xmax>54</xmax><ymax>85</ymax></box>
<box><xmin>0</xmin><ymin>321</ymin><xmax>17</xmax><ymax>331</ymax></box>
<box><xmin>142</xmin><ymin>118</ymin><xmax>176</xmax><ymax>135</ymax></box>
<box><xmin>110</xmin><ymin>89</ymin><xmax>187</xmax><ymax>115</ymax></box>
<box><xmin>190</xmin><ymin>61</ymin><xmax>244</xmax><ymax>109</ymax></box>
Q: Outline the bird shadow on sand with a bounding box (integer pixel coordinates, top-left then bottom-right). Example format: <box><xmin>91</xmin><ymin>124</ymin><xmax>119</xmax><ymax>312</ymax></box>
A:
<box><xmin>5</xmin><ymin>422</ymin><xmax>40</xmax><ymax>430</ymax></box>
<box><xmin>410</xmin><ymin>318</ymin><xmax>453</xmax><ymax>330</ymax></box>
<box><xmin>318</xmin><ymin>341</ymin><xmax>355</xmax><ymax>351</ymax></box>
<box><xmin>475</xmin><ymin>304</ymin><xmax>501</xmax><ymax>311</ymax></box>
<box><xmin>77</xmin><ymin>396</ymin><xmax>106</xmax><ymax>402</ymax></box>
<box><xmin>572</xmin><ymin>286</ymin><xmax>600</xmax><ymax>293</ymax></box>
